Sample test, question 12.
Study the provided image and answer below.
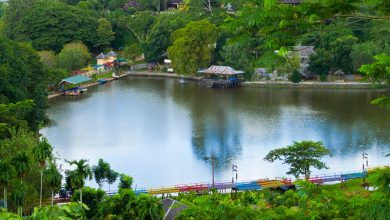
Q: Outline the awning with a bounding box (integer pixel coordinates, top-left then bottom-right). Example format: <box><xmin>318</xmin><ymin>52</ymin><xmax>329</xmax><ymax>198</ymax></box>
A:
<box><xmin>198</xmin><ymin>65</ymin><xmax>244</xmax><ymax>75</ymax></box>
<box><xmin>60</xmin><ymin>75</ymin><xmax>91</xmax><ymax>85</ymax></box>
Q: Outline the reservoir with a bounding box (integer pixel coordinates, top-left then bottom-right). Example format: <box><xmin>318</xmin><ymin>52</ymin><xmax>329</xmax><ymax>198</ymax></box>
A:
<box><xmin>41</xmin><ymin>77</ymin><xmax>390</xmax><ymax>189</ymax></box>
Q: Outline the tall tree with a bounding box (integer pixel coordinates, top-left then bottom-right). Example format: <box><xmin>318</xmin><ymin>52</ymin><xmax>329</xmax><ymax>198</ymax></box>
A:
<box><xmin>44</xmin><ymin>161</ymin><xmax>62</xmax><ymax>206</ymax></box>
<box><xmin>8</xmin><ymin>1</ymin><xmax>98</xmax><ymax>52</ymax></box>
<box><xmin>94</xmin><ymin>18</ymin><xmax>115</xmax><ymax>52</ymax></box>
<box><xmin>66</xmin><ymin>159</ymin><xmax>93</xmax><ymax>203</ymax></box>
<box><xmin>0</xmin><ymin>160</ymin><xmax>14</xmax><ymax>211</ymax></box>
<box><xmin>58</xmin><ymin>42</ymin><xmax>91</xmax><ymax>71</ymax></box>
<box><xmin>0</xmin><ymin>37</ymin><xmax>49</xmax><ymax>130</ymax></box>
<box><xmin>264</xmin><ymin>141</ymin><xmax>331</xmax><ymax>179</ymax></box>
<box><xmin>32</xmin><ymin>137</ymin><xmax>53</xmax><ymax>207</ymax></box>
<box><xmin>168</xmin><ymin>20</ymin><xmax>219</xmax><ymax>75</ymax></box>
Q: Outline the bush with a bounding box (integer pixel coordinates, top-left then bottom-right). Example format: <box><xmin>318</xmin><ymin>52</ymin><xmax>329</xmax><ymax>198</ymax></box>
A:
<box><xmin>71</xmin><ymin>187</ymin><xmax>106</xmax><ymax>218</ymax></box>
<box><xmin>289</xmin><ymin>70</ymin><xmax>302</xmax><ymax>83</ymax></box>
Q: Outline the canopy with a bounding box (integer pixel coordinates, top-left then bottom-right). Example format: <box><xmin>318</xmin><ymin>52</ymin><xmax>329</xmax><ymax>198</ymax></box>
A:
<box><xmin>198</xmin><ymin>65</ymin><xmax>244</xmax><ymax>75</ymax></box>
<box><xmin>60</xmin><ymin>75</ymin><xmax>91</xmax><ymax>85</ymax></box>
<box><xmin>115</xmin><ymin>58</ymin><xmax>128</xmax><ymax>62</ymax></box>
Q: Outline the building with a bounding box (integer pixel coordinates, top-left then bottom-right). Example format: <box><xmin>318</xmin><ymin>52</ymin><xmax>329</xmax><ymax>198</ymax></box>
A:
<box><xmin>96</xmin><ymin>51</ymin><xmax>118</xmax><ymax>65</ymax></box>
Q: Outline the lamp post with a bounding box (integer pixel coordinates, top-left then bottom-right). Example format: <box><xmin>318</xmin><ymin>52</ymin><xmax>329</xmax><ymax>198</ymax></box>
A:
<box><xmin>204</xmin><ymin>155</ymin><xmax>216</xmax><ymax>189</ymax></box>
<box><xmin>362</xmin><ymin>153</ymin><xmax>368</xmax><ymax>171</ymax></box>
<box><xmin>232</xmin><ymin>164</ymin><xmax>238</xmax><ymax>183</ymax></box>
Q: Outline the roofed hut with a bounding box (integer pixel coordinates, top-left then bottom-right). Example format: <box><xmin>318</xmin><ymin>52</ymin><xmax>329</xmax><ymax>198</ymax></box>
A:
<box><xmin>198</xmin><ymin>65</ymin><xmax>244</xmax><ymax>88</ymax></box>
<box><xmin>333</xmin><ymin>69</ymin><xmax>345</xmax><ymax>81</ymax></box>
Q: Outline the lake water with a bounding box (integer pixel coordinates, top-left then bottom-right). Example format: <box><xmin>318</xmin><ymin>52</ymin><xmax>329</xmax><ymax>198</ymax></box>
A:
<box><xmin>40</xmin><ymin>77</ymin><xmax>390</xmax><ymax>189</ymax></box>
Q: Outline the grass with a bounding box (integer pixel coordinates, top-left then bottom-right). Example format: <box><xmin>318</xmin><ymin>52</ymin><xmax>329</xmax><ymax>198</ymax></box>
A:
<box><xmin>92</xmin><ymin>72</ymin><xmax>113</xmax><ymax>81</ymax></box>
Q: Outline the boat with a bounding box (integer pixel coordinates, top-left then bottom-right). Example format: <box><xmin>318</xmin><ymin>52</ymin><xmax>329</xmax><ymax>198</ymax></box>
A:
<box><xmin>178</xmin><ymin>78</ymin><xmax>188</xmax><ymax>84</ymax></box>
<box><xmin>112</xmin><ymin>72</ymin><xmax>120</xmax><ymax>79</ymax></box>
<box><xmin>79</xmin><ymin>87</ymin><xmax>88</xmax><ymax>93</ymax></box>
<box><xmin>98</xmin><ymin>78</ymin><xmax>107</xmax><ymax>84</ymax></box>
<box><xmin>63</xmin><ymin>89</ymin><xmax>80</xmax><ymax>96</ymax></box>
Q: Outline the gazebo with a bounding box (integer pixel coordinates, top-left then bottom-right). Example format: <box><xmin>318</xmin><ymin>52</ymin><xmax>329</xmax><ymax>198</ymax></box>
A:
<box><xmin>198</xmin><ymin>65</ymin><xmax>244</xmax><ymax>88</ymax></box>
<box><xmin>59</xmin><ymin>75</ymin><xmax>91</xmax><ymax>95</ymax></box>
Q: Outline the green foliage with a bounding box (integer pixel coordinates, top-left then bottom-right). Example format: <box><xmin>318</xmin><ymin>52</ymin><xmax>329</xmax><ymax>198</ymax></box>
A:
<box><xmin>168</xmin><ymin>20</ymin><xmax>219</xmax><ymax>75</ymax></box>
<box><xmin>94</xmin><ymin>18</ymin><xmax>115</xmax><ymax>51</ymax></box>
<box><xmin>97</xmin><ymin>189</ymin><xmax>136</xmax><ymax>219</ymax></box>
<box><xmin>37</xmin><ymin>51</ymin><xmax>58</xmax><ymax>69</ymax></box>
<box><xmin>58</xmin><ymin>42</ymin><xmax>91</xmax><ymax>72</ymax></box>
<box><xmin>143</xmin><ymin>13</ymin><xmax>189</xmax><ymax>62</ymax></box>
<box><xmin>92</xmin><ymin>159</ymin><xmax>118</xmax><ymax>188</ymax></box>
<box><xmin>351</xmin><ymin>41</ymin><xmax>382</xmax><ymax>73</ymax></box>
<box><xmin>264</xmin><ymin>141</ymin><xmax>331</xmax><ymax>179</ymax></box>
<box><xmin>289</xmin><ymin>70</ymin><xmax>302</xmax><ymax>83</ymax></box>
<box><xmin>30</xmin><ymin>202</ymin><xmax>88</xmax><ymax>220</ymax></box>
<box><xmin>0</xmin><ymin>37</ymin><xmax>48</xmax><ymax>130</ymax></box>
<box><xmin>71</xmin><ymin>187</ymin><xmax>106</xmax><ymax>218</ymax></box>
<box><xmin>66</xmin><ymin>159</ymin><xmax>93</xmax><ymax>191</ymax></box>
<box><xmin>0</xmin><ymin>101</ymin><xmax>34</xmax><ymax>139</ymax></box>
<box><xmin>118</xmin><ymin>174</ymin><xmax>133</xmax><ymax>190</ymax></box>
<box><xmin>32</xmin><ymin>137</ymin><xmax>53</xmax><ymax>167</ymax></box>
<box><xmin>369</xmin><ymin>167</ymin><xmax>390</xmax><ymax>194</ymax></box>
<box><xmin>7</xmin><ymin>0</ymin><xmax>97</xmax><ymax>52</ymax></box>
<box><xmin>136</xmin><ymin>194</ymin><xmax>164</xmax><ymax>220</ymax></box>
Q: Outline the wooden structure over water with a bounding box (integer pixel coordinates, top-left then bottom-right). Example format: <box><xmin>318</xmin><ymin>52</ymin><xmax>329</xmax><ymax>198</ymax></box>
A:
<box><xmin>198</xmin><ymin>65</ymin><xmax>244</xmax><ymax>88</ymax></box>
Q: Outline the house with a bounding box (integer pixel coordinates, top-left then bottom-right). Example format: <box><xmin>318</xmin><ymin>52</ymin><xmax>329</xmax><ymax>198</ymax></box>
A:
<box><xmin>96</xmin><ymin>51</ymin><xmax>118</xmax><ymax>65</ymax></box>
<box><xmin>167</xmin><ymin>0</ymin><xmax>183</xmax><ymax>9</ymax></box>
<box><xmin>293</xmin><ymin>46</ymin><xmax>315</xmax><ymax>69</ymax></box>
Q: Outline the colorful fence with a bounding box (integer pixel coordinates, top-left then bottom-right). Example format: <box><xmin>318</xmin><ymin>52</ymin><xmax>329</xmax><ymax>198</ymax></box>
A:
<box><xmin>134</xmin><ymin>170</ymin><xmax>371</xmax><ymax>196</ymax></box>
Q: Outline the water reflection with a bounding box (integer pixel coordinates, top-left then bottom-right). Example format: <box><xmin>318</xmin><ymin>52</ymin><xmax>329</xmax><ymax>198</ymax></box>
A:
<box><xmin>41</xmin><ymin>77</ymin><xmax>390</xmax><ymax>187</ymax></box>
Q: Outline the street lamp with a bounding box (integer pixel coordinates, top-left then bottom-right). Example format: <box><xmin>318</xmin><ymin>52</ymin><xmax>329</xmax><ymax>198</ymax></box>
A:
<box><xmin>232</xmin><ymin>164</ymin><xmax>238</xmax><ymax>183</ymax></box>
<box><xmin>204</xmin><ymin>156</ymin><xmax>216</xmax><ymax>189</ymax></box>
<box><xmin>362</xmin><ymin>153</ymin><xmax>368</xmax><ymax>171</ymax></box>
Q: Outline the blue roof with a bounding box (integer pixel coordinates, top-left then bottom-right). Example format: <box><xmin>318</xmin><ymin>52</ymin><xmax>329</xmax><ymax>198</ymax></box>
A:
<box><xmin>60</xmin><ymin>75</ymin><xmax>91</xmax><ymax>84</ymax></box>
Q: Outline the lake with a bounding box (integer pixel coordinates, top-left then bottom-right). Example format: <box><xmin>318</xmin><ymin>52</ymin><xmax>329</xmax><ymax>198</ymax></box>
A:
<box><xmin>40</xmin><ymin>77</ymin><xmax>390</xmax><ymax>190</ymax></box>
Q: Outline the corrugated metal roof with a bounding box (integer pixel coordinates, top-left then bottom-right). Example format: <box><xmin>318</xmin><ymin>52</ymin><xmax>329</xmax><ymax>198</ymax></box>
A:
<box><xmin>198</xmin><ymin>65</ymin><xmax>244</xmax><ymax>75</ymax></box>
<box><xmin>106</xmin><ymin>51</ymin><xmax>118</xmax><ymax>57</ymax></box>
<box><xmin>96</xmin><ymin>53</ymin><xmax>106</xmax><ymax>59</ymax></box>
<box><xmin>60</xmin><ymin>75</ymin><xmax>91</xmax><ymax>84</ymax></box>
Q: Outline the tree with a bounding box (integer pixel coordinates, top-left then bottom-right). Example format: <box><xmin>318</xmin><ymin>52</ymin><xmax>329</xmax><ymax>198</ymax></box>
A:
<box><xmin>44</xmin><ymin>161</ymin><xmax>62</xmax><ymax>206</ymax></box>
<box><xmin>58</xmin><ymin>42</ymin><xmax>91</xmax><ymax>71</ymax></box>
<box><xmin>11</xmin><ymin>152</ymin><xmax>31</xmax><ymax>216</ymax></box>
<box><xmin>106</xmin><ymin>170</ymin><xmax>119</xmax><ymax>193</ymax></box>
<box><xmin>7</xmin><ymin>1</ymin><xmax>98</xmax><ymax>52</ymax></box>
<box><xmin>92</xmin><ymin>158</ymin><xmax>118</xmax><ymax>192</ymax></box>
<box><xmin>168</xmin><ymin>20</ymin><xmax>219</xmax><ymax>75</ymax></box>
<box><xmin>0</xmin><ymin>160</ymin><xmax>14</xmax><ymax>211</ymax></box>
<box><xmin>351</xmin><ymin>41</ymin><xmax>382</xmax><ymax>73</ymax></box>
<box><xmin>360</xmin><ymin>53</ymin><xmax>390</xmax><ymax>110</ymax></box>
<box><xmin>94</xmin><ymin>18</ymin><xmax>115</xmax><ymax>51</ymax></box>
<box><xmin>33</xmin><ymin>137</ymin><xmax>53</xmax><ymax>207</ymax></box>
<box><xmin>66</xmin><ymin>159</ymin><xmax>93</xmax><ymax>203</ymax></box>
<box><xmin>118</xmin><ymin>174</ymin><xmax>133</xmax><ymax>190</ymax></box>
<box><xmin>37</xmin><ymin>51</ymin><xmax>58</xmax><ymax>69</ymax></box>
<box><xmin>143</xmin><ymin>13</ymin><xmax>189</xmax><ymax>62</ymax></box>
<box><xmin>136</xmin><ymin>194</ymin><xmax>164</xmax><ymax>220</ymax></box>
<box><xmin>264</xmin><ymin>141</ymin><xmax>331</xmax><ymax>179</ymax></box>
<box><xmin>0</xmin><ymin>37</ymin><xmax>49</xmax><ymax>130</ymax></box>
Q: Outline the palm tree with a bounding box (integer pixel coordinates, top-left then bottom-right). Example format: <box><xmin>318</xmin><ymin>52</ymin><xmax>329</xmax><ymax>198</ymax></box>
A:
<box><xmin>0</xmin><ymin>160</ymin><xmax>14</xmax><ymax>211</ymax></box>
<box><xmin>66</xmin><ymin>159</ymin><xmax>93</xmax><ymax>203</ymax></box>
<box><xmin>11</xmin><ymin>152</ymin><xmax>31</xmax><ymax>216</ymax></box>
<box><xmin>12</xmin><ymin>152</ymin><xmax>31</xmax><ymax>181</ymax></box>
<box><xmin>33</xmin><ymin>137</ymin><xmax>53</xmax><ymax>207</ymax></box>
<box><xmin>44</xmin><ymin>161</ymin><xmax>62</xmax><ymax>206</ymax></box>
<box><xmin>136</xmin><ymin>194</ymin><xmax>164</xmax><ymax>220</ymax></box>
<box><xmin>13</xmin><ymin>182</ymin><xmax>26</xmax><ymax>217</ymax></box>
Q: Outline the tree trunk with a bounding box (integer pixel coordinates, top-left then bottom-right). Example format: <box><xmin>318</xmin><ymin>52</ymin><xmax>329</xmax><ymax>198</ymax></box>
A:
<box><xmin>40</xmin><ymin>170</ymin><xmax>43</xmax><ymax>207</ymax></box>
<box><xmin>3</xmin><ymin>187</ymin><xmax>7</xmax><ymax>210</ymax></box>
<box><xmin>80</xmin><ymin>188</ymin><xmax>82</xmax><ymax>203</ymax></box>
<box><xmin>51</xmin><ymin>189</ymin><xmax>54</xmax><ymax>207</ymax></box>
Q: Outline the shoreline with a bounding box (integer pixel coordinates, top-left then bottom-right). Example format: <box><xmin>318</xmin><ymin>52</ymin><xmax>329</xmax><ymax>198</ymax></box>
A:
<box><xmin>48</xmin><ymin>71</ymin><xmax>385</xmax><ymax>99</ymax></box>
